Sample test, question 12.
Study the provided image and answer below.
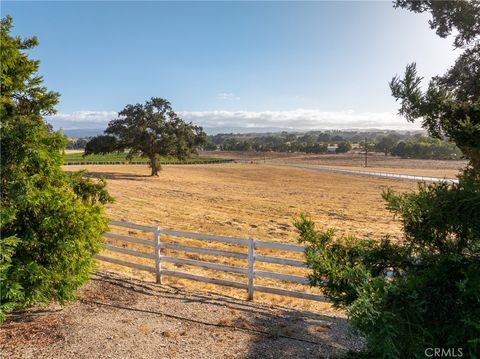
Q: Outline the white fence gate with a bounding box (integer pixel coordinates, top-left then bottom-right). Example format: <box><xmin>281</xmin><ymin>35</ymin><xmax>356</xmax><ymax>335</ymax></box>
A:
<box><xmin>97</xmin><ymin>220</ymin><xmax>326</xmax><ymax>302</ymax></box>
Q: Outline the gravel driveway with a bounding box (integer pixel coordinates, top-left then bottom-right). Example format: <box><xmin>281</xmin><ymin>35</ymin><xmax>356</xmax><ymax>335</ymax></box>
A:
<box><xmin>1</xmin><ymin>271</ymin><xmax>364</xmax><ymax>359</ymax></box>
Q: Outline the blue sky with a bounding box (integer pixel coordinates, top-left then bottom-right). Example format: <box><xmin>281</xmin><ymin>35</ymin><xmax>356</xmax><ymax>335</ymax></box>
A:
<box><xmin>3</xmin><ymin>1</ymin><xmax>458</xmax><ymax>133</ymax></box>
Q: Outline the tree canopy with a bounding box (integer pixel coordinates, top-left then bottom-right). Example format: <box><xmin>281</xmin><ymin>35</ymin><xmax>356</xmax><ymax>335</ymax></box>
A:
<box><xmin>390</xmin><ymin>0</ymin><xmax>480</xmax><ymax>179</ymax></box>
<box><xmin>394</xmin><ymin>0</ymin><xmax>480</xmax><ymax>48</ymax></box>
<box><xmin>297</xmin><ymin>2</ymin><xmax>480</xmax><ymax>357</ymax></box>
<box><xmin>0</xmin><ymin>16</ymin><xmax>112</xmax><ymax>320</ymax></box>
<box><xmin>85</xmin><ymin>98</ymin><xmax>207</xmax><ymax>176</ymax></box>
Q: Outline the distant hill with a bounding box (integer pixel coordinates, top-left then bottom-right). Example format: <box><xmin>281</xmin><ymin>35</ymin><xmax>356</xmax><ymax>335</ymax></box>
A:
<box><xmin>60</xmin><ymin>128</ymin><xmax>105</xmax><ymax>138</ymax></box>
<box><xmin>59</xmin><ymin>126</ymin><xmax>426</xmax><ymax>138</ymax></box>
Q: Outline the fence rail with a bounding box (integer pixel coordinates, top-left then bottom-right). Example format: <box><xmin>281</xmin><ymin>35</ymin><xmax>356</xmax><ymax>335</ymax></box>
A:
<box><xmin>98</xmin><ymin>220</ymin><xmax>326</xmax><ymax>302</ymax></box>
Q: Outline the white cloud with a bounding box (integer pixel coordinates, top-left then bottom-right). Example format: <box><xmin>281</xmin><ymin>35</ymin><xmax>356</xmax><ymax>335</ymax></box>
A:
<box><xmin>45</xmin><ymin>111</ymin><xmax>117</xmax><ymax>129</ymax></box>
<box><xmin>216</xmin><ymin>92</ymin><xmax>240</xmax><ymax>101</ymax></box>
<box><xmin>180</xmin><ymin>109</ymin><xmax>422</xmax><ymax>132</ymax></box>
<box><xmin>45</xmin><ymin>108</ymin><xmax>421</xmax><ymax>133</ymax></box>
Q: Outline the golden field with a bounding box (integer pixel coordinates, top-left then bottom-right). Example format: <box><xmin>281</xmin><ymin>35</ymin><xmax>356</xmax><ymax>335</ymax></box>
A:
<box><xmin>64</xmin><ymin>161</ymin><xmax>440</xmax><ymax>312</ymax></box>
<box><xmin>201</xmin><ymin>151</ymin><xmax>466</xmax><ymax>178</ymax></box>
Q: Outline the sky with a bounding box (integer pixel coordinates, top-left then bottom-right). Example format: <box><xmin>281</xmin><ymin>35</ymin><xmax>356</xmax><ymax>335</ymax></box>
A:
<box><xmin>3</xmin><ymin>1</ymin><xmax>459</xmax><ymax>134</ymax></box>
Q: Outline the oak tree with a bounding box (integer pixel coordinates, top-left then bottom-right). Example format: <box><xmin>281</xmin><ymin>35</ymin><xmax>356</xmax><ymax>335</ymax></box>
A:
<box><xmin>85</xmin><ymin>98</ymin><xmax>207</xmax><ymax>176</ymax></box>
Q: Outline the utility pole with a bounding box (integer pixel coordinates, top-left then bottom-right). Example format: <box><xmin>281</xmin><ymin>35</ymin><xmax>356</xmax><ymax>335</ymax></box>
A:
<box><xmin>364</xmin><ymin>137</ymin><xmax>368</xmax><ymax>167</ymax></box>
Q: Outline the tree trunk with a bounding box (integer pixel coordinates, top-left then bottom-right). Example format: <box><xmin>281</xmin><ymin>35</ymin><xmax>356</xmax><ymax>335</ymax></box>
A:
<box><xmin>149</xmin><ymin>156</ymin><xmax>160</xmax><ymax>176</ymax></box>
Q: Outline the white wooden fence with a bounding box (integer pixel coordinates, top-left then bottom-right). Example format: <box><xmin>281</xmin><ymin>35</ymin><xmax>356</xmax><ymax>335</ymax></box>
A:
<box><xmin>97</xmin><ymin>220</ymin><xmax>326</xmax><ymax>302</ymax></box>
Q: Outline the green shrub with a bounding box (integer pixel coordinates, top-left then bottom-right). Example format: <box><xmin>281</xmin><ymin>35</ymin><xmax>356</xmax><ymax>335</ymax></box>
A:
<box><xmin>297</xmin><ymin>3</ymin><xmax>480</xmax><ymax>356</ymax></box>
<box><xmin>0</xmin><ymin>16</ymin><xmax>112</xmax><ymax>321</ymax></box>
<box><xmin>295</xmin><ymin>174</ymin><xmax>480</xmax><ymax>358</ymax></box>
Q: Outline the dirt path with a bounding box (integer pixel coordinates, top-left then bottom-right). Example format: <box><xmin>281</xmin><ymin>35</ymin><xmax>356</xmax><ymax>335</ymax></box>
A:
<box><xmin>1</xmin><ymin>271</ymin><xmax>364</xmax><ymax>359</ymax></box>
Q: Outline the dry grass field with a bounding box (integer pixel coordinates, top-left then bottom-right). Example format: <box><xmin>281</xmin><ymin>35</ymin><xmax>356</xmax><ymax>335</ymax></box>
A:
<box><xmin>63</xmin><ymin>162</ymin><xmax>424</xmax><ymax>312</ymax></box>
<box><xmin>201</xmin><ymin>151</ymin><xmax>466</xmax><ymax>178</ymax></box>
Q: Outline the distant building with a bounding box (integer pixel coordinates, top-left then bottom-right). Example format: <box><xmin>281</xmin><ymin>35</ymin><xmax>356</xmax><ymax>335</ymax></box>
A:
<box><xmin>327</xmin><ymin>145</ymin><xmax>338</xmax><ymax>153</ymax></box>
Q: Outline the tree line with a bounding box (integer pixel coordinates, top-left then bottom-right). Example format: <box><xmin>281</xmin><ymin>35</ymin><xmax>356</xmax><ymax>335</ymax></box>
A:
<box><xmin>206</xmin><ymin>133</ymin><xmax>352</xmax><ymax>153</ymax></box>
<box><xmin>388</xmin><ymin>136</ymin><xmax>462</xmax><ymax>160</ymax></box>
<box><xmin>204</xmin><ymin>131</ymin><xmax>462</xmax><ymax>160</ymax></box>
<box><xmin>70</xmin><ymin>130</ymin><xmax>462</xmax><ymax>160</ymax></box>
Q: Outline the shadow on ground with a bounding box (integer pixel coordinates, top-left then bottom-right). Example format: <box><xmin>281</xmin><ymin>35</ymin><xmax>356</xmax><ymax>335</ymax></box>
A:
<box><xmin>82</xmin><ymin>171</ymin><xmax>151</xmax><ymax>181</ymax></box>
<box><xmin>88</xmin><ymin>272</ymin><xmax>364</xmax><ymax>358</ymax></box>
<box><xmin>2</xmin><ymin>271</ymin><xmax>364</xmax><ymax>359</ymax></box>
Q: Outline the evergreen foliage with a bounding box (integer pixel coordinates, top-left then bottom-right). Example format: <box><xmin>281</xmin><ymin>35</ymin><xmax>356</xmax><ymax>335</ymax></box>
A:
<box><xmin>296</xmin><ymin>2</ymin><xmax>480</xmax><ymax>357</ymax></box>
<box><xmin>296</xmin><ymin>177</ymin><xmax>480</xmax><ymax>357</ymax></box>
<box><xmin>390</xmin><ymin>0</ymin><xmax>480</xmax><ymax>178</ymax></box>
<box><xmin>0</xmin><ymin>16</ymin><xmax>112</xmax><ymax>321</ymax></box>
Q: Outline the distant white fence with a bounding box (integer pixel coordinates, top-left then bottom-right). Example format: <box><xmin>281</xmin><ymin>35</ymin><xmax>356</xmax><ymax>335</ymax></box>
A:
<box><xmin>97</xmin><ymin>220</ymin><xmax>326</xmax><ymax>302</ymax></box>
<box><xmin>269</xmin><ymin>163</ymin><xmax>459</xmax><ymax>184</ymax></box>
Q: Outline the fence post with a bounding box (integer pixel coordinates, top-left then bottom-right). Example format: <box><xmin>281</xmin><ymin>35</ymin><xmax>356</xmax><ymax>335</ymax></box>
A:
<box><xmin>247</xmin><ymin>237</ymin><xmax>254</xmax><ymax>300</ymax></box>
<box><xmin>154</xmin><ymin>226</ymin><xmax>162</xmax><ymax>284</ymax></box>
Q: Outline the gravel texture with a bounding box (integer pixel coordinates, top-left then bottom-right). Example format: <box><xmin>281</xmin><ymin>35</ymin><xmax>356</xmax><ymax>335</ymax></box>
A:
<box><xmin>1</xmin><ymin>271</ymin><xmax>364</xmax><ymax>359</ymax></box>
